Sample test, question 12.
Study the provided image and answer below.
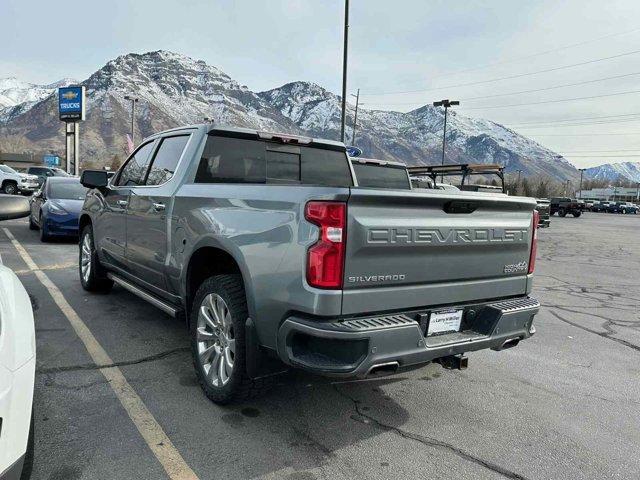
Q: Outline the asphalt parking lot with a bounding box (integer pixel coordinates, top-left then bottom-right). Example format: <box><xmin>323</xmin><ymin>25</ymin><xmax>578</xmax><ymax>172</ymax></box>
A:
<box><xmin>1</xmin><ymin>213</ymin><xmax>638</xmax><ymax>480</ymax></box>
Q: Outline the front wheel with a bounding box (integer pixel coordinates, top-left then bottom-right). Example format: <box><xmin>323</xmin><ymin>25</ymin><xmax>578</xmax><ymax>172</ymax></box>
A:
<box><xmin>39</xmin><ymin>213</ymin><xmax>50</xmax><ymax>242</ymax></box>
<box><xmin>558</xmin><ymin>208</ymin><xmax>567</xmax><ymax>217</ymax></box>
<box><xmin>572</xmin><ymin>211</ymin><xmax>581</xmax><ymax>218</ymax></box>
<box><xmin>28</xmin><ymin>214</ymin><xmax>38</xmax><ymax>230</ymax></box>
<box><xmin>191</xmin><ymin>274</ymin><xmax>271</xmax><ymax>404</ymax></box>
<box><xmin>79</xmin><ymin>225</ymin><xmax>113</xmax><ymax>292</ymax></box>
<box><xmin>2</xmin><ymin>182</ymin><xmax>17</xmax><ymax>195</ymax></box>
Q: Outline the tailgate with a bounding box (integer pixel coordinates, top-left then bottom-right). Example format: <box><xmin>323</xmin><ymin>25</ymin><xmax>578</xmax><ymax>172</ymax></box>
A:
<box><xmin>342</xmin><ymin>188</ymin><xmax>536</xmax><ymax>314</ymax></box>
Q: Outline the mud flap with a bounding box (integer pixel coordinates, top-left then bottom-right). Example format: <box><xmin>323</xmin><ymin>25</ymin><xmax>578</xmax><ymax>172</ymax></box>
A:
<box><xmin>245</xmin><ymin>317</ymin><xmax>288</xmax><ymax>379</ymax></box>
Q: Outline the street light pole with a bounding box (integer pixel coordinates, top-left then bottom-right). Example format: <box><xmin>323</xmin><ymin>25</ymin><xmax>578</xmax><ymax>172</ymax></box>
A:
<box><xmin>433</xmin><ymin>99</ymin><xmax>459</xmax><ymax>182</ymax></box>
<box><xmin>124</xmin><ymin>95</ymin><xmax>139</xmax><ymax>145</ymax></box>
<box><xmin>340</xmin><ymin>0</ymin><xmax>350</xmax><ymax>143</ymax></box>
<box><xmin>350</xmin><ymin>89</ymin><xmax>360</xmax><ymax>144</ymax></box>
<box><xmin>578</xmin><ymin>168</ymin><xmax>585</xmax><ymax>199</ymax></box>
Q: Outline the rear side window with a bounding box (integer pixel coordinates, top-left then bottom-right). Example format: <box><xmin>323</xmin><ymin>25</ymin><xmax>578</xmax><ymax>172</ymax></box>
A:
<box><xmin>352</xmin><ymin>163</ymin><xmax>411</xmax><ymax>189</ymax></box>
<box><xmin>195</xmin><ymin>135</ymin><xmax>352</xmax><ymax>186</ymax></box>
<box><xmin>116</xmin><ymin>141</ymin><xmax>155</xmax><ymax>187</ymax></box>
<box><xmin>146</xmin><ymin>135</ymin><xmax>190</xmax><ymax>186</ymax></box>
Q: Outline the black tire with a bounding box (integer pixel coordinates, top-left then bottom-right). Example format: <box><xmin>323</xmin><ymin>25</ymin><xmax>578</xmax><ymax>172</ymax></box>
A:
<box><xmin>39</xmin><ymin>213</ymin><xmax>50</xmax><ymax>242</ymax></box>
<box><xmin>28</xmin><ymin>214</ymin><xmax>38</xmax><ymax>230</ymax></box>
<box><xmin>558</xmin><ymin>209</ymin><xmax>567</xmax><ymax>217</ymax></box>
<box><xmin>190</xmin><ymin>274</ymin><xmax>271</xmax><ymax>404</ymax></box>
<box><xmin>20</xmin><ymin>409</ymin><xmax>35</xmax><ymax>480</ymax></box>
<box><xmin>2</xmin><ymin>181</ymin><xmax>18</xmax><ymax>195</ymax></box>
<box><xmin>572</xmin><ymin>211</ymin><xmax>581</xmax><ymax>218</ymax></box>
<box><xmin>79</xmin><ymin>224</ymin><xmax>113</xmax><ymax>292</ymax></box>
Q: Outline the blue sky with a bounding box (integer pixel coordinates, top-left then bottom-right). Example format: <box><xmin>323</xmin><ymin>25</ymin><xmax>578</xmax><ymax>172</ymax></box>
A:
<box><xmin>1</xmin><ymin>0</ymin><xmax>640</xmax><ymax>167</ymax></box>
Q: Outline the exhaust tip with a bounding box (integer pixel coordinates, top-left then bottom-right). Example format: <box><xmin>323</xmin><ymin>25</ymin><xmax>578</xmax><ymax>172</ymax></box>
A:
<box><xmin>366</xmin><ymin>362</ymin><xmax>399</xmax><ymax>377</ymax></box>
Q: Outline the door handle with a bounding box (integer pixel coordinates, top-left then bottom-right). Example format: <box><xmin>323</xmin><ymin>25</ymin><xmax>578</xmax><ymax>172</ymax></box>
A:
<box><xmin>118</xmin><ymin>200</ymin><xmax>128</xmax><ymax>207</ymax></box>
<box><xmin>153</xmin><ymin>203</ymin><xmax>166</xmax><ymax>211</ymax></box>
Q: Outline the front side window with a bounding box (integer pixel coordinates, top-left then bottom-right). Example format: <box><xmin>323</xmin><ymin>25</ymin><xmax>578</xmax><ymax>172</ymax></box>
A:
<box><xmin>145</xmin><ymin>135</ymin><xmax>190</xmax><ymax>186</ymax></box>
<box><xmin>116</xmin><ymin>141</ymin><xmax>155</xmax><ymax>187</ymax></box>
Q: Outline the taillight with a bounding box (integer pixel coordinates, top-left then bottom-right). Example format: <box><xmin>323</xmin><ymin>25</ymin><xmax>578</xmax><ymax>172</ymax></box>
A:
<box><xmin>305</xmin><ymin>201</ymin><xmax>346</xmax><ymax>289</ymax></box>
<box><xmin>528</xmin><ymin>210</ymin><xmax>539</xmax><ymax>274</ymax></box>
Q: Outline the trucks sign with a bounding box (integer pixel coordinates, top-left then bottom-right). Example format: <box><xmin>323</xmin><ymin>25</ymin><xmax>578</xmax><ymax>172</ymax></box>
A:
<box><xmin>58</xmin><ymin>86</ymin><xmax>85</xmax><ymax>121</ymax></box>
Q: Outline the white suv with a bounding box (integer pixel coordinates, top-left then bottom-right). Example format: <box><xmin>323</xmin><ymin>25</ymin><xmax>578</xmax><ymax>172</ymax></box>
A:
<box><xmin>0</xmin><ymin>165</ymin><xmax>39</xmax><ymax>195</ymax></box>
<box><xmin>0</xmin><ymin>195</ymin><xmax>35</xmax><ymax>479</ymax></box>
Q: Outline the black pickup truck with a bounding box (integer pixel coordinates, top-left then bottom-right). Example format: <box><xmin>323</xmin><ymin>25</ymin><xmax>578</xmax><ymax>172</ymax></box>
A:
<box><xmin>550</xmin><ymin>197</ymin><xmax>581</xmax><ymax>217</ymax></box>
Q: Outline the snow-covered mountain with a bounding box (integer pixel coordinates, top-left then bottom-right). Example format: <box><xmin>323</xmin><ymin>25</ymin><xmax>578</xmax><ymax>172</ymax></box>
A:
<box><xmin>584</xmin><ymin>161</ymin><xmax>640</xmax><ymax>183</ymax></box>
<box><xmin>0</xmin><ymin>77</ymin><xmax>76</xmax><ymax>122</ymax></box>
<box><xmin>0</xmin><ymin>50</ymin><xmax>579</xmax><ymax>180</ymax></box>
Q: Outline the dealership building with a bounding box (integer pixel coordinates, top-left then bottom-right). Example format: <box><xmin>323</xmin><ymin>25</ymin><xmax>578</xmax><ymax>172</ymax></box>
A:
<box><xmin>578</xmin><ymin>187</ymin><xmax>640</xmax><ymax>202</ymax></box>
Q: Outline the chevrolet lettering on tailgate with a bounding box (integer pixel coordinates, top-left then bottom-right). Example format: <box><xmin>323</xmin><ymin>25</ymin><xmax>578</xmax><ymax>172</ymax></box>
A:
<box><xmin>366</xmin><ymin>227</ymin><xmax>529</xmax><ymax>245</ymax></box>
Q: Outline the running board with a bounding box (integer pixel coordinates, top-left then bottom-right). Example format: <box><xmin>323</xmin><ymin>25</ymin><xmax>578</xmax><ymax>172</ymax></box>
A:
<box><xmin>107</xmin><ymin>273</ymin><xmax>179</xmax><ymax>317</ymax></box>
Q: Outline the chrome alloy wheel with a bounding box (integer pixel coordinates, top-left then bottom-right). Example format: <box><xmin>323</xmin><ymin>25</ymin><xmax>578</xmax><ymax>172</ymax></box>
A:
<box><xmin>197</xmin><ymin>293</ymin><xmax>235</xmax><ymax>387</ymax></box>
<box><xmin>81</xmin><ymin>233</ymin><xmax>92</xmax><ymax>284</ymax></box>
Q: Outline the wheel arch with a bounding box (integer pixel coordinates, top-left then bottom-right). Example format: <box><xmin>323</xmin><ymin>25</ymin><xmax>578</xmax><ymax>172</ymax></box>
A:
<box><xmin>79</xmin><ymin>213</ymin><xmax>92</xmax><ymax>233</ymax></box>
<box><xmin>183</xmin><ymin>243</ymin><xmax>254</xmax><ymax>325</ymax></box>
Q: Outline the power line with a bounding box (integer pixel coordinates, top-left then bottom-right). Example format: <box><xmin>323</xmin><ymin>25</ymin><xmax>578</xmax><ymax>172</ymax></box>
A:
<box><xmin>460</xmin><ymin>71</ymin><xmax>640</xmax><ymax>101</ymax></box>
<box><xmin>462</xmin><ymin>89</ymin><xmax>640</xmax><ymax>110</ymax></box>
<box><xmin>559</xmin><ymin>149</ymin><xmax>640</xmax><ymax>153</ymax></box>
<box><xmin>514</xmin><ymin>118</ymin><xmax>640</xmax><ymax>129</ymax></box>
<box><xmin>360</xmin><ymin>48</ymin><xmax>640</xmax><ymax>97</ymax></box>
<box><xmin>528</xmin><ymin>132</ymin><xmax>640</xmax><ymax>136</ymax></box>
<box><xmin>426</xmin><ymin>27</ymin><xmax>640</xmax><ymax>81</ymax></box>
<box><xmin>364</xmin><ymin>88</ymin><xmax>640</xmax><ymax>109</ymax></box>
<box><xmin>508</xmin><ymin>112</ymin><xmax>640</xmax><ymax>126</ymax></box>
<box><xmin>562</xmin><ymin>154</ymin><xmax>640</xmax><ymax>157</ymax></box>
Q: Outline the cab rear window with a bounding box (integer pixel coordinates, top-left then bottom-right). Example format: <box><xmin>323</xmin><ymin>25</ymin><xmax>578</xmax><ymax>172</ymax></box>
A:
<box><xmin>195</xmin><ymin>135</ymin><xmax>353</xmax><ymax>187</ymax></box>
<box><xmin>352</xmin><ymin>163</ymin><xmax>411</xmax><ymax>189</ymax></box>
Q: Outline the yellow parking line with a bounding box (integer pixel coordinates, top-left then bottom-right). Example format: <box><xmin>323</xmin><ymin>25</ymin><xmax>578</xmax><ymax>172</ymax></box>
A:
<box><xmin>12</xmin><ymin>261</ymin><xmax>77</xmax><ymax>275</ymax></box>
<box><xmin>2</xmin><ymin>228</ymin><xmax>199</xmax><ymax>480</ymax></box>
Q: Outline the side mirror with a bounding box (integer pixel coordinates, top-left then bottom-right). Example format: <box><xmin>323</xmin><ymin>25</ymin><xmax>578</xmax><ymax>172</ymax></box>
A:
<box><xmin>0</xmin><ymin>194</ymin><xmax>30</xmax><ymax>221</ymax></box>
<box><xmin>81</xmin><ymin>170</ymin><xmax>109</xmax><ymax>189</ymax></box>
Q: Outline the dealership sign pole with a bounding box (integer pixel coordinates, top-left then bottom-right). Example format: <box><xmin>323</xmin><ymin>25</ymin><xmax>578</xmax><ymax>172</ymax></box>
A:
<box><xmin>58</xmin><ymin>86</ymin><xmax>85</xmax><ymax>175</ymax></box>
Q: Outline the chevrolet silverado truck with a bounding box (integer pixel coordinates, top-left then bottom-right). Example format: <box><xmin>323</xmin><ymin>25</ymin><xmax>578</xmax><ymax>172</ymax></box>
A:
<box><xmin>78</xmin><ymin>125</ymin><xmax>540</xmax><ymax>404</ymax></box>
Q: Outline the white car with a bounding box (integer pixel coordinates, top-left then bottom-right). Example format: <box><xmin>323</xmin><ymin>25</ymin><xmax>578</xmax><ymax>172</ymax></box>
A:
<box><xmin>0</xmin><ymin>195</ymin><xmax>35</xmax><ymax>480</ymax></box>
<box><xmin>0</xmin><ymin>166</ymin><xmax>40</xmax><ymax>196</ymax></box>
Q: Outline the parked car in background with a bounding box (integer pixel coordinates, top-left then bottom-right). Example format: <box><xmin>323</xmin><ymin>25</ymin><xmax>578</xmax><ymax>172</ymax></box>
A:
<box><xmin>592</xmin><ymin>201</ymin><xmax>611</xmax><ymax>212</ymax></box>
<box><xmin>26</xmin><ymin>166</ymin><xmax>70</xmax><ymax>187</ymax></box>
<box><xmin>0</xmin><ymin>165</ymin><xmax>40</xmax><ymax>195</ymax></box>
<box><xmin>535</xmin><ymin>199</ymin><xmax>551</xmax><ymax>228</ymax></box>
<box><xmin>584</xmin><ymin>200</ymin><xmax>595</xmax><ymax>211</ymax></box>
<box><xmin>609</xmin><ymin>201</ymin><xmax>638</xmax><ymax>214</ymax></box>
<box><xmin>350</xmin><ymin>158</ymin><xmax>412</xmax><ymax>189</ymax></box>
<box><xmin>29</xmin><ymin>177</ymin><xmax>87</xmax><ymax>241</ymax></box>
<box><xmin>0</xmin><ymin>194</ymin><xmax>36</xmax><ymax>480</ymax></box>
<box><xmin>78</xmin><ymin>125</ymin><xmax>540</xmax><ymax>404</ymax></box>
<box><xmin>576</xmin><ymin>199</ymin><xmax>586</xmax><ymax>211</ymax></box>
<box><xmin>550</xmin><ymin>197</ymin><xmax>581</xmax><ymax>217</ymax></box>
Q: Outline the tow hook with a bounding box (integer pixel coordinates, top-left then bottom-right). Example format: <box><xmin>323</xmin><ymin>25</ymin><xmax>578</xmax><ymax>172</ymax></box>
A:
<box><xmin>435</xmin><ymin>354</ymin><xmax>468</xmax><ymax>370</ymax></box>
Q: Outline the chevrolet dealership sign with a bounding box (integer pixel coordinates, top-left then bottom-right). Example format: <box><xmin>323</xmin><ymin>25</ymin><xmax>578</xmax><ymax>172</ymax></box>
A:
<box><xmin>58</xmin><ymin>86</ymin><xmax>85</xmax><ymax>121</ymax></box>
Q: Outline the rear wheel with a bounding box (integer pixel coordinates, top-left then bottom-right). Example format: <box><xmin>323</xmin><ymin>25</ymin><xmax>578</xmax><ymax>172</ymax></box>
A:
<box><xmin>572</xmin><ymin>211</ymin><xmax>581</xmax><ymax>218</ymax></box>
<box><xmin>79</xmin><ymin>225</ymin><xmax>113</xmax><ymax>292</ymax></box>
<box><xmin>191</xmin><ymin>274</ymin><xmax>271</xmax><ymax>404</ymax></box>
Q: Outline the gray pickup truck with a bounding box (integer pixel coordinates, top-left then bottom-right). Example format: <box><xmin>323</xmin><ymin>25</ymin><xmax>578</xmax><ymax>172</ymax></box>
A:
<box><xmin>79</xmin><ymin>125</ymin><xmax>540</xmax><ymax>404</ymax></box>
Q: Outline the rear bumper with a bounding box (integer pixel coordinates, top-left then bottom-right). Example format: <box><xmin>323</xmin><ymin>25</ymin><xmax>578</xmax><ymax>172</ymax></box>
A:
<box><xmin>277</xmin><ymin>296</ymin><xmax>539</xmax><ymax>377</ymax></box>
